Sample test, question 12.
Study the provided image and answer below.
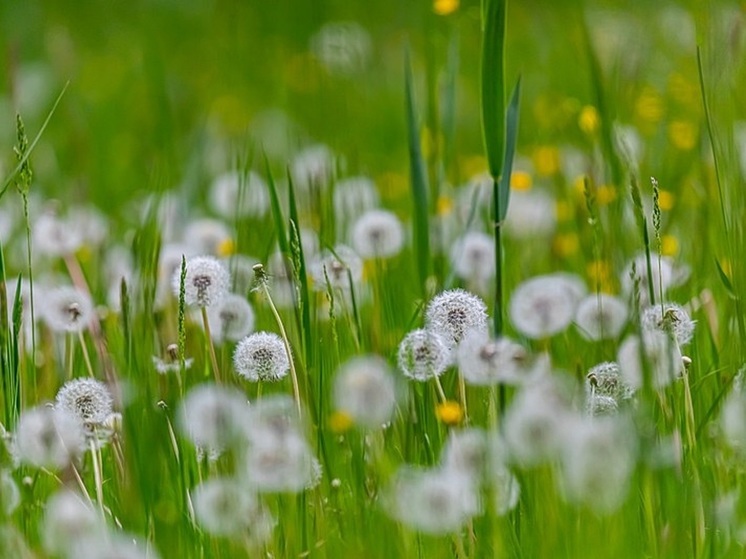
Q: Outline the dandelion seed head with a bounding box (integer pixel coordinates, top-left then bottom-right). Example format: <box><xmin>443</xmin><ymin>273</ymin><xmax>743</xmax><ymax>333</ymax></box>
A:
<box><xmin>440</xmin><ymin>428</ymin><xmax>487</xmax><ymax>480</ymax></box>
<box><xmin>177</xmin><ymin>384</ymin><xmax>251</xmax><ymax>451</ymax></box>
<box><xmin>574</xmin><ymin>294</ymin><xmax>629</xmax><ymax>340</ymax></box>
<box><xmin>617</xmin><ymin>330</ymin><xmax>683</xmax><ymax>390</ymax></box>
<box><xmin>309</xmin><ymin>245</ymin><xmax>363</xmax><ymax>291</ymax></box>
<box><xmin>350</xmin><ymin>209</ymin><xmax>405</xmax><ymax>259</ymax></box>
<box><xmin>233</xmin><ymin>332</ymin><xmax>290</xmax><ymax>382</ymax></box>
<box><xmin>42</xmin><ymin>490</ymin><xmax>103</xmax><ymax>554</ymax></box>
<box><xmin>41</xmin><ymin>286</ymin><xmax>94</xmax><ymax>333</ymax></box>
<box><xmin>334</xmin><ymin>356</ymin><xmax>397</xmax><ymax>428</ymax></box>
<box><xmin>243</xmin><ymin>432</ymin><xmax>319</xmax><ymax>493</ymax></box>
<box><xmin>291</xmin><ymin>144</ymin><xmax>336</xmax><ymax>190</ymax></box>
<box><xmin>456</xmin><ymin>330</ymin><xmax>533</xmax><ymax>386</ymax></box>
<box><xmin>509</xmin><ymin>275</ymin><xmax>580</xmax><ymax>339</ymax></box>
<box><xmin>450</xmin><ymin>231</ymin><xmax>495</xmax><ymax>286</ymax></box>
<box><xmin>183</xmin><ymin>218</ymin><xmax>232</xmax><ymax>256</ymax></box>
<box><xmin>504</xmin><ymin>190</ymin><xmax>557</xmax><ymax>239</ymax></box>
<box><xmin>172</xmin><ymin>255</ymin><xmax>229</xmax><ymax>308</ymax></box>
<box><xmin>332</xmin><ymin>175</ymin><xmax>380</xmax><ymax>221</ymax></box>
<box><xmin>621</xmin><ymin>253</ymin><xmax>687</xmax><ymax>307</ymax></box>
<box><xmin>641</xmin><ymin>302</ymin><xmax>695</xmax><ymax>346</ymax></box>
<box><xmin>33</xmin><ymin>210</ymin><xmax>83</xmax><ymax>257</ymax></box>
<box><xmin>15</xmin><ymin>407</ymin><xmax>85</xmax><ymax>469</ymax></box>
<box><xmin>209</xmin><ymin>170</ymin><xmax>270</xmax><ymax>219</ymax></box>
<box><xmin>56</xmin><ymin>378</ymin><xmax>114</xmax><ymax>427</ymax></box>
<box><xmin>585</xmin><ymin>361</ymin><xmax>634</xmax><ymax>403</ymax></box>
<box><xmin>192</xmin><ymin>478</ymin><xmax>273</xmax><ymax>540</ymax></box>
<box><xmin>207</xmin><ymin>293</ymin><xmax>255</xmax><ymax>343</ymax></box>
<box><xmin>387</xmin><ymin>467</ymin><xmax>480</xmax><ymax>535</ymax></box>
<box><xmin>1</xmin><ymin>471</ymin><xmax>19</xmax><ymax>515</ymax></box>
<box><xmin>311</xmin><ymin>21</ymin><xmax>372</xmax><ymax>75</ymax></box>
<box><xmin>397</xmin><ymin>329</ymin><xmax>451</xmax><ymax>381</ymax></box>
<box><xmin>491</xmin><ymin>466</ymin><xmax>521</xmax><ymax>516</ymax></box>
<box><xmin>68</xmin><ymin>531</ymin><xmax>161</xmax><ymax>559</ymax></box>
<box><xmin>425</xmin><ymin>289</ymin><xmax>488</xmax><ymax>349</ymax></box>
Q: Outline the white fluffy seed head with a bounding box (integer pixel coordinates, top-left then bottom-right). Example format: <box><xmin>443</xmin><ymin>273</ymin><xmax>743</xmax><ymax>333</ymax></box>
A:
<box><xmin>41</xmin><ymin>286</ymin><xmax>94</xmax><ymax>333</ymax></box>
<box><xmin>559</xmin><ymin>416</ymin><xmax>637</xmax><ymax>513</ymax></box>
<box><xmin>585</xmin><ymin>361</ymin><xmax>634</xmax><ymax>402</ymax></box>
<box><xmin>55</xmin><ymin>378</ymin><xmax>113</xmax><ymax>427</ymax></box>
<box><xmin>15</xmin><ymin>407</ymin><xmax>85</xmax><ymax>469</ymax></box>
<box><xmin>311</xmin><ymin>22</ymin><xmax>372</xmax><ymax>75</ymax></box>
<box><xmin>242</xmin><ymin>433</ymin><xmax>319</xmax><ymax>493</ymax></box>
<box><xmin>207</xmin><ymin>293</ymin><xmax>255</xmax><ymax>343</ymax></box>
<box><xmin>509</xmin><ymin>274</ymin><xmax>580</xmax><ymax>339</ymax></box>
<box><xmin>350</xmin><ymin>209</ymin><xmax>405</xmax><ymax>259</ymax></box>
<box><xmin>177</xmin><ymin>384</ymin><xmax>252</xmax><ymax>451</ymax></box>
<box><xmin>617</xmin><ymin>331</ymin><xmax>683</xmax><ymax>390</ymax></box>
<box><xmin>332</xmin><ymin>176</ymin><xmax>380</xmax><ymax>220</ymax></box>
<box><xmin>183</xmin><ymin>218</ymin><xmax>232</xmax><ymax>256</ymax></box>
<box><xmin>192</xmin><ymin>478</ymin><xmax>274</xmax><ymax>541</ymax></box>
<box><xmin>209</xmin><ymin>170</ymin><xmax>270</xmax><ymax>219</ymax></box>
<box><xmin>1</xmin><ymin>471</ymin><xmax>19</xmax><ymax>515</ymax></box>
<box><xmin>42</xmin><ymin>490</ymin><xmax>103</xmax><ymax>554</ymax></box>
<box><xmin>641</xmin><ymin>302</ymin><xmax>695</xmax><ymax>346</ymax></box>
<box><xmin>387</xmin><ymin>466</ymin><xmax>480</xmax><ymax>535</ymax></box>
<box><xmin>425</xmin><ymin>289</ymin><xmax>489</xmax><ymax>349</ymax></box>
<box><xmin>621</xmin><ymin>253</ymin><xmax>685</xmax><ymax>307</ymax></box>
<box><xmin>574</xmin><ymin>294</ymin><xmax>629</xmax><ymax>340</ymax></box>
<box><xmin>440</xmin><ymin>428</ymin><xmax>488</xmax><ymax>481</ymax></box>
<box><xmin>450</xmin><ymin>232</ymin><xmax>495</xmax><ymax>285</ymax></box>
<box><xmin>397</xmin><ymin>329</ymin><xmax>451</xmax><ymax>381</ymax></box>
<box><xmin>456</xmin><ymin>330</ymin><xmax>533</xmax><ymax>386</ymax></box>
<box><xmin>172</xmin><ymin>255</ymin><xmax>229</xmax><ymax>308</ymax></box>
<box><xmin>67</xmin><ymin>531</ymin><xmax>161</xmax><ymax>559</ymax></box>
<box><xmin>503</xmin><ymin>189</ymin><xmax>557</xmax><ymax>239</ymax></box>
<box><xmin>309</xmin><ymin>245</ymin><xmax>363</xmax><ymax>292</ymax></box>
<box><xmin>333</xmin><ymin>356</ymin><xmax>397</xmax><ymax>428</ymax></box>
<box><xmin>291</xmin><ymin>144</ymin><xmax>336</xmax><ymax>191</ymax></box>
<box><xmin>233</xmin><ymin>332</ymin><xmax>290</xmax><ymax>382</ymax></box>
<box><xmin>33</xmin><ymin>211</ymin><xmax>83</xmax><ymax>257</ymax></box>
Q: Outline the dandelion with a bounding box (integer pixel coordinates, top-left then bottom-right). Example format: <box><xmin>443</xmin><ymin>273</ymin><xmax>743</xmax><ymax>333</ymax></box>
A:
<box><xmin>503</xmin><ymin>381</ymin><xmax>576</xmax><ymax>466</ymax></box>
<box><xmin>586</xmin><ymin>361</ymin><xmax>634</xmax><ymax>402</ymax></box>
<box><xmin>311</xmin><ymin>22</ymin><xmax>372</xmax><ymax>76</ymax></box>
<box><xmin>333</xmin><ymin>175</ymin><xmax>380</xmax><ymax>220</ymax></box>
<box><xmin>350</xmin><ymin>209</ymin><xmax>405</xmax><ymax>259</ymax></box>
<box><xmin>309</xmin><ymin>245</ymin><xmax>363</xmax><ymax>291</ymax></box>
<box><xmin>15</xmin><ymin>407</ymin><xmax>85</xmax><ymax>469</ymax></box>
<box><xmin>41</xmin><ymin>286</ymin><xmax>94</xmax><ymax>333</ymax></box>
<box><xmin>641</xmin><ymin>302</ymin><xmax>695</xmax><ymax>346</ymax></box>
<box><xmin>504</xmin><ymin>189</ymin><xmax>557</xmax><ymax>239</ymax></box>
<box><xmin>207</xmin><ymin>293</ymin><xmax>255</xmax><ymax>343</ymax></box>
<box><xmin>192</xmin><ymin>478</ymin><xmax>274</xmax><ymax>541</ymax></box>
<box><xmin>291</xmin><ymin>144</ymin><xmax>336</xmax><ymax>190</ymax></box>
<box><xmin>387</xmin><ymin>466</ymin><xmax>479</xmax><ymax>534</ymax></box>
<box><xmin>68</xmin><ymin>531</ymin><xmax>161</xmax><ymax>559</ymax></box>
<box><xmin>574</xmin><ymin>293</ymin><xmax>629</xmax><ymax>340</ymax></box>
<box><xmin>721</xmin><ymin>389</ymin><xmax>746</xmax><ymax>451</ymax></box>
<box><xmin>1</xmin><ymin>471</ymin><xmax>19</xmax><ymax>515</ymax></box>
<box><xmin>223</xmin><ymin>254</ymin><xmax>260</xmax><ymax>295</ymax></box>
<box><xmin>450</xmin><ymin>231</ymin><xmax>495</xmax><ymax>288</ymax></box>
<box><xmin>425</xmin><ymin>289</ymin><xmax>489</xmax><ymax>349</ymax></box>
<box><xmin>243</xmin><ymin>431</ymin><xmax>319</xmax><ymax>493</ymax></box>
<box><xmin>68</xmin><ymin>205</ymin><xmax>109</xmax><ymax>248</ymax></box>
<box><xmin>397</xmin><ymin>329</ymin><xmax>450</xmax><ymax>381</ymax></box>
<box><xmin>42</xmin><ymin>490</ymin><xmax>103</xmax><ymax>555</ymax></box>
<box><xmin>509</xmin><ymin>274</ymin><xmax>579</xmax><ymax>339</ymax></box>
<box><xmin>183</xmin><ymin>218</ymin><xmax>233</xmax><ymax>256</ymax></box>
<box><xmin>333</xmin><ymin>356</ymin><xmax>397</xmax><ymax>428</ymax></box>
<box><xmin>491</xmin><ymin>466</ymin><xmax>521</xmax><ymax>516</ymax></box>
<box><xmin>621</xmin><ymin>253</ymin><xmax>688</xmax><ymax>307</ymax></box>
<box><xmin>152</xmin><ymin>344</ymin><xmax>194</xmax><ymax>375</ymax></box>
<box><xmin>617</xmin><ymin>330</ymin><xmax>683</xmax><ymax>390</ymax></box>
<box><xmin>456</xmin><ymin>330</ymin><xmax>533</xmax><ymax>386</ymax></box>
<box><xmin>233</xmin><ymin>332</ymin><xmax>290</xmax><ymax>382</ymax></box>
<box><xmin>155</xmin><ymin>243</ymin><xmax>195</xmax><ymax>308</ymax></box>
<box><xmin>55</xmin><ymin>378</ymin><xmax>114</xmax><ymax>427</ymax></box>
<box><xmin>559</xmin><ymin>416</ymin><xmax>637</xmax><ymax>513</ymax></box>
<box><xmin>440</xmin><ymin>428</ymin><xmax>487</xmax><ymax>480</ymax></box>
<box><xmin>177</xmin><ymin>384</ymin><xmax>251</xmax><ymax>452</ymax></box>
<box><xmin>209</xmin><ymin>170</ymin><xmax>270</xmax><ymax>219</ymax></box>
<box><xmin>172</xmin><ymin>255</ymin><xmax>229</xmax><ymax>308</ymax></box>
<box><xmin>33</xmin><ymin>210</ymin><xmax>83</xmax><ymax>257</ymax></box>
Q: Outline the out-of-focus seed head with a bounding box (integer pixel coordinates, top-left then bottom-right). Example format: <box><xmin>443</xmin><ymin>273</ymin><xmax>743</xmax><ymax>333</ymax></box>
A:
<box><xmin>397</xmin><ymin>329</ymin><xmax>451</xmax><ymax>381</ymax></box>
<box><xmin>509</xmin><ymin>274</ymin><xmax>581</xmax><ymax>339</ymax></box>
<box><xmin>41</xmin><ymin>286</ymin><xmax>94</xmax><ymax>333</ymax></box>
<box><xmin>177</xmin><ymin>384</ymin><xmax>251</xmax><ymax>452</ymax></box>
<box><xmin>574</xmin><ymin>294</ymin><xmax>629</xmax><ymax>340</ymax></box>
<box><xmin>618</xmin><ymin>331</ymin><xmax>683</xmax><ymax>390</ymax></box>
<box><xmin>42</xmin><ymin>490</ymin><xmax>103</xmax><ymax>555</ymax></box>
<box><xmin>350</xmin><ymin>209</ymin><xmax>405</xmax><ymax>259</ymax></box>
<box><xmin>333</xmin><ymin>355</ymin><xmax>397</xmax><ymax>428</ymax></box>
<box><xmin>172</xmin><ymin>255</ymin><xmax>229</xmax><ymax>308</ymax></box>
<box><xmin>450</xmin><ymin>232</ymin><xmax>495</xmax><ymax>287</ymax></box>
<box><xmin>55</xmin><ymin>378</ymin><xmax>114</xmax><ymax>427</ymax></box>
<box><xmin>309</xmin><ymin>245</ymin><xmax>363</xmax><ymax>292</ymax></box>
<box><xmin>209</xmin><ymin>170</ymin><xmax>270</xmax><ymax>219</ymax></box>
<box><xmin>456</xmin><ymin>330</ymin><xmax>534</xmax><ymax>386</ymax></box>
<box><xmin>15</xmin><ymin>407</ymin><xmax>85</xmax><ymax>469</ymax></box>
<box><xmin>207</xmin><ymin>293</ymin><xmax>255</xmax><ymax>343</ymax></box>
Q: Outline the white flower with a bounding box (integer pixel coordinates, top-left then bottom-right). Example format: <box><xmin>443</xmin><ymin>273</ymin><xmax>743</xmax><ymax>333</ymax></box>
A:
<box><xmin>233</xmin><ymin>332</ymin><xmax>290</xmax><ymax>382</ymax></box>
<box><xmin>440</xmin><ymin>428</ymin><xmax>487</xmax><ymax>480</ymax></box>
<box><xmin>509</xmin><ymin>274</ymin><xmax>580</xmax><ymax>339</ymax></box>
<box><xmin>641</xmin><ymin>302</ymin><xmax>695</xmax><ymax>346</ymax></box>
<box><xmin>15</xmin><ymin>407</ymin><xmax>85</xmax><ymax>469</ymax></box>
<box><xmin>425</xmin><ymin>289</ymin><xmax>489</xmax><ymax>349</ymax></box>
<box><xmin>350</xmin><ymin>209</ymin><xmax>405</xmax><ymax>259</ymax></box>
<box><xmin>504</xmin><ymin>190</ymin><xmax>556</xmax><ymax>239</ymax></box>
<box><xmin>55</xmin><ymin>378</ymin><xmax>114</xmax><ymax>427</ymax></box>
<box><xmin>209</xmin><ymin>171</ymin><xmax>270</xmax><ymax>219</ymax></box>
<box><xmin>41</xmin><ymin>286</ymin><xmax>94</xmax><ymax>333</ymax></box>
<box><xmin>574</xmin><ymin>293</ymin><xmax>628</xmax><ymax>340</ymax></box>
<box><xmin>177</xmin><ymin>384</ymin><xmax>251</xmax><ymax>451</ymax></box>
<box><xmin>450</xmin><ymin>231</ymin><xmax>495</xmax><ymax>287</ymax></box>
<box><xmin>333</xmin><ymin>356</ymin><xmax>397</xmax><ymax>428</ymax></box>
<box><xmin>207</xmin><ymin>293</ymin><xmax>255</xmax><ymax>343</ymax></box>
<box><xmin>172</xmin><ymin>255</ymin><xmax>229</xmax><ymax>308</ymax></box>
<box><xmin>456</xmin><ymin>330</ymin><xmax>533</xmax><ymax>386</ymax></box>
<box><xmin>397</xmin><ymin>329</ymin><xmax>451</xmax><ymax>381</ymax></box>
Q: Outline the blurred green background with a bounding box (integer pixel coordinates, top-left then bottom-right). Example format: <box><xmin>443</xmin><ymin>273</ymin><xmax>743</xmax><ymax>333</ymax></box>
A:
<box><xmin>0</xmin><ymin>0</ymin><xmax>739</xmax><ymax>212</ymax></box>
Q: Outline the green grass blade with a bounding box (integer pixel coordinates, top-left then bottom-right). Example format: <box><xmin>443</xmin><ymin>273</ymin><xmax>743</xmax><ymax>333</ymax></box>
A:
<box><xmin>497</xmin><ymin>76</ymin><xmax>521</xmax><ymax>222</ymax></box>
<box><xmin>481</xmin><ymin>0</ymin><xmax>507</xmax><ymax>179</ymax></box>
<box><xmin>405</xmin><ymin>48</ymin><xmax>431</xmax><ymax>294</ymax></box>
<box><xmin>265</xmin><ymin>155</ymin><xmax>289</xmax><ymax>256</ymax></box>
<box><xmin>0</xmin><ymin>81</ymin><xmax>69</xmax><ymax>200</ymax></box>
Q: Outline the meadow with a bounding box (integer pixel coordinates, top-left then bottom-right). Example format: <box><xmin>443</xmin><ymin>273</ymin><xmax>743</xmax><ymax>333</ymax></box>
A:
<box><xmin>1</xmin><ymin>0</ymin><xmax>745</xmax><ymax>557</ymax></box>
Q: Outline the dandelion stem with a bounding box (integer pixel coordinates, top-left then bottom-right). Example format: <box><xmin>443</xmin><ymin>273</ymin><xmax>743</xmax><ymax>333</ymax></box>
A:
<box><xmin>458</xmin><ymin>372</ymin><xmax>469</xmax><ymax>424</ymax></box>
<box><xmin>77</xmin><ymin>331</ymin><xmax>96</xmax><ymax>378</ymax></box>
<box><xmin>200</xmin><ymin>306</ymin><xmax>222</xmax><ymax>383</ymax></box>
<box><xmin>90</xmin><ymin>436</ymin><xmax>105</xmax><ymax>517</ymax></box>
<box><xmin>433</xmin><ymin>375</ymin><xmax>447</xmax><ymax>403</ymax></box>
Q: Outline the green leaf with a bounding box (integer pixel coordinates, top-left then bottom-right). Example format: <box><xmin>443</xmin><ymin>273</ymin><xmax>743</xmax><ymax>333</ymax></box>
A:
<box><xmin>497</xmin><ymin>76</ymin><xmax>521</xmax><ymax>222</ymax></box>
<box><xmin>405</xmin><ymin>48</ymin><xmax>431</xmax><ymax>293</ymax></box>
<box><xmin>264</xmin><ymin>155</ymin><xmax>289</xmax><ymax>256</ymax></box>
<box><xmin>481</xmin><ymin>0</ymin><xmax>507</xmax><ymax>179</ymax></box>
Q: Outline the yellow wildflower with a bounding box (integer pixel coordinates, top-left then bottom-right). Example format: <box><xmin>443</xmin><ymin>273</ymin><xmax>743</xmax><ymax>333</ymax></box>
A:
<box><xmin>435</xmin><ymin>401</ymin><xmax>463</xmax><ymax>425</ymax></box>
